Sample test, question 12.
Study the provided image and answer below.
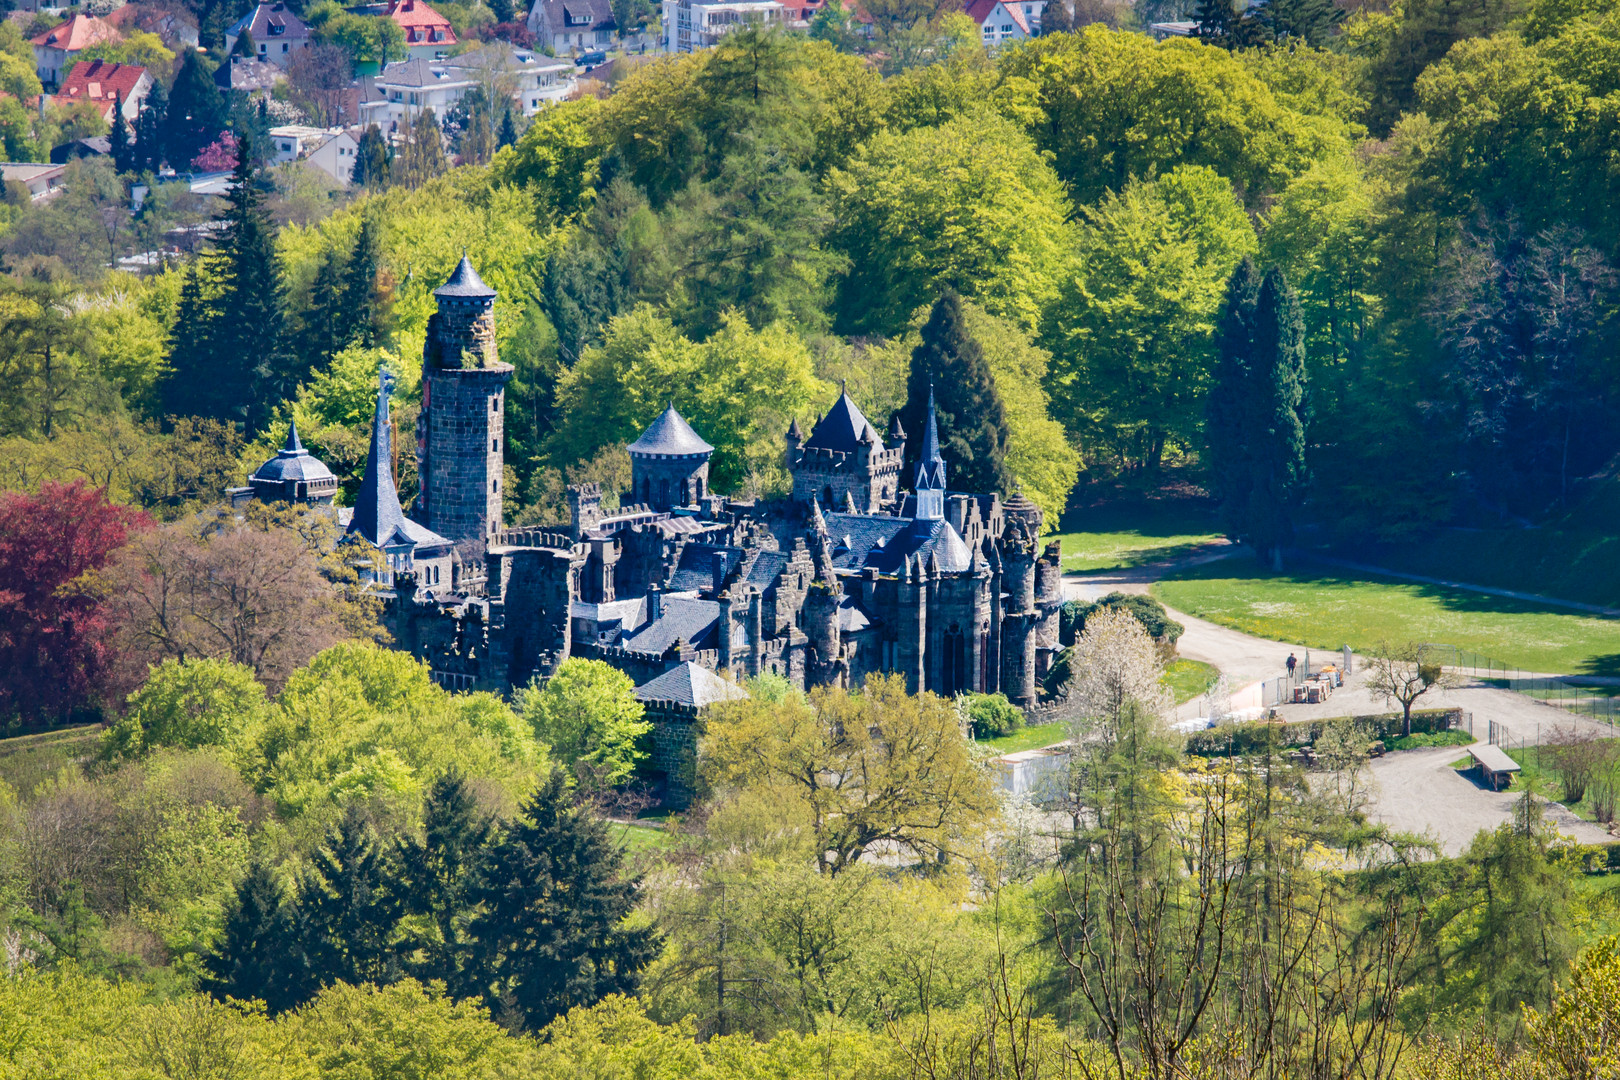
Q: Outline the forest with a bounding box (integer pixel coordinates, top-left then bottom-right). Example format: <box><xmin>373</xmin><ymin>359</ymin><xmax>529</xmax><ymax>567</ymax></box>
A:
<box><xmin>6</xmin><ymin>0</ymin><xmax>1620</xmax><ymax>1075</ymax></box>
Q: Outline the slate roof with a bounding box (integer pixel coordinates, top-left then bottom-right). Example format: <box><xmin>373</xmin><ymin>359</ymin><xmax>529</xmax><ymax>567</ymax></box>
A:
<box><xmin>622</xmin><ymin>597</ymin><xmax>720</xmax><ymax>655</ymax></box>
<box><xmin>824</xmin><ymin>512</ymin><xmax>972</xmax><ymax>575</ymax></box>
<box><xmin>626</xmin><ymin>405</ymin><xmax>714</xmax><ymax>458</ymax></box>
<box><xmin>837</xmin><ymin>593</ymin><xmax>873</xmax><ymax>633</ymax></box>
<box><xmin>535</xmin><ymin>0</ymin><xmax>618</xmax><ymax>33</ymax></box>
<box><xmin>804</xmin><ymin>386</ymin><xmax>879</xmax><ymax>453</ymax></box>
<box><xmin>635</xmin><ymin>661</ymin><xmax>749</xmax><ymax>707</ymax></box>
<box><xmin>745</xmin><ymin>549</ymin><xmax>791</xmax><ymax>589</ymax></box>
<box><xmin>227</xmin><ymin>2</ymin><xmax>313</xmax><ymax>42</ymax></box>
<box><xmin>916</xmin><ymin>387</ymin><xmax>946</xmax><ymax>491</ymax></box>
<box><xmin>666</xmin><ymin>543</ymin><xmax>744</xmax><ymax>593</ymax></box>
<box><xmin>347</xmin><ymin>370</ymin><xmax>452</xmax><ymax>552</ymax></box>
<box><xmin>434</xmin><ymin>254</ymin><xmax>496</xmax><ymax>298</ymax></box>
<box><xmin>252</xmin><ymin>419</ymin><xmax>336</xmax><ymax>484</ymax></box>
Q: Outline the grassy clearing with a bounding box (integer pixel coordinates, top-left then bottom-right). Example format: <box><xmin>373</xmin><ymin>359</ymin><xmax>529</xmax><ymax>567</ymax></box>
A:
<box><xmin>1502</xmin><ymin>742</ymin><xmax>1620</xmax><ymax>824</ymax></box>
<box><xmin>609</xmin><ymin>822</ymin><xmax>675</xmax><ymax>853</ymax></box>
<box><xmin>1162</xmin><ymin>658</ymin><xmax>1220</xmax><ymax>705</ymax></box>
<box><xmin>979</xmin><ymin>721</ymin><xmax>1067</xmax><ymax>755</ymax></box>
<box><xmin>1052</xmin><ymin>498</ymin><xmax>1224</xmax><ymax>573</ymax></box>
<box><xmin>0</xmin><ymin>724</ymin><xmax>102</xmax><ymax>795</ymax></box>
<box><xmin>1151</xmin><ymin>558</ymin><xmax>1620</xmax><ymax>676</ymax></box>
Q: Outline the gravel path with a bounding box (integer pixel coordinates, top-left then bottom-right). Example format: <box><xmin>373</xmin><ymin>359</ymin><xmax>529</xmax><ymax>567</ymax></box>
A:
<box><xmin>1366</xmin><ymin>744</ymin><xmax>1613</xmax><ymax>856</ymax></box>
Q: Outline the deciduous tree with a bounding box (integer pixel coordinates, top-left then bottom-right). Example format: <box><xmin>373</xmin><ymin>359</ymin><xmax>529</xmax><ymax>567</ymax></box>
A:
<box><xmin>518</xmin><ymin>658</ymin><xmax>651</xmax><ymax>788</ymax></box>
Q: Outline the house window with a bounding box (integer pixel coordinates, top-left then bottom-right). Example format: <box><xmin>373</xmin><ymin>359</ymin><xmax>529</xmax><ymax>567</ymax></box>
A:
<box><xmin>281</xmin><ymin>141</ymin><xmax>293</xmax><ymax>151</ymax></box>
<box><xmin>282</xmin><ymin>42</ymin><xmax>289</xmax><ymax>51</ymax></box>
<box><xmin>1001</xmin><ymin>22</ymin><xmax>1013</xmax><ymax>30</ymax></box>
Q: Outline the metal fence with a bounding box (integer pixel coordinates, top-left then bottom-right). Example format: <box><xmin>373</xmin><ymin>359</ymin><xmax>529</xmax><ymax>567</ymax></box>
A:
<box><xmin>1422</xmin><ymin>644</ymin><xmax>1620</xmax><ymax>734</ymax></box>
<box><xmin>1260</xmin><ymin>646</ymin><xmax>1356</xmax><ymax>708</ymax></box>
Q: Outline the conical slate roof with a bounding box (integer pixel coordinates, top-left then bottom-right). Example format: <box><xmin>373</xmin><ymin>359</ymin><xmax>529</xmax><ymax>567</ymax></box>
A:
<box><xmin>626</xmin><ymin>404</ymin><xmax>714</xmax><ymax>457</ymax></box>
<box><xmin>634</xmin><ymin>661</ymin><xmax>750</xmax><ymax>708</ymax></box>
<box><xmin>251</xmin><ymin>417</ymin><xmax>336</xmax><ymax>484</ymax></box>
<box><xmin>434</xmin><ymin>254</ymin><xmax>497</xmax><ymax>299</ymax></box>
<box><xmin>347</xmin><ymin>368</ymin><xmax>451</xmax><ymax>552</ymax></box>
<box><xmin>805</xmin><ymin>383</ymin><xmax>877</xmax><ymax>453</ymax></box>
<box><xmin>915</xmin><ymin>386</ymin><xmax>946</xmax><ymax>491</ymax></box>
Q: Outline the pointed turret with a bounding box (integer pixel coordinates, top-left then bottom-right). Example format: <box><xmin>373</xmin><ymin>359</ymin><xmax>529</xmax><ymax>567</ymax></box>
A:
<box><xmin>914</xmin><ymin>386</ymin><xmax>946</xmax><ymax>520</ymax></box>
<box><xmin>807</xmin><ymin>494</ymin><xmax>827</xmax><ymax>535</ymax></box>
<box><xmin>843</xmin><ymin>489</ymin><xmax>858</xmax><ymax>514</ymax></box>
<box><xmin>786</xmin><ymin>416</ymin><xmax>804</xmax><ymax>443</ymax></box>
<box><xmin>283</xmin><ymin>417</ymin><xmax>305</xmax><ymax>454</ymax></box>
<box><xmin>887</xmin><ymin>412</ymin><xmax>906</xmax><ymax>449</ymax></box>
<box><xmin>348</xmin><ymin>366</ymin><xmax>450</xmax><ymax>553</ymax></box>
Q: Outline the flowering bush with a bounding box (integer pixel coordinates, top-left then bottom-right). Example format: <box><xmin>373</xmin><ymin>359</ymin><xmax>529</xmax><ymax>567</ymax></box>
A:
<box><xmin>191</xmin><ymin>132</ymin><xmax>240</xmax><ymax>173</ymax></box>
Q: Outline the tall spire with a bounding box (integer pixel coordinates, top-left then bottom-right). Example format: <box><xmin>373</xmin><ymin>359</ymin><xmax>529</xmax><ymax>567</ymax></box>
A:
<box><xmin>914</xmin><ymin>385</ymin><xmax>946</xmax><ymax>520</ymax></box>
<box><xmin>282</xmin><ymin>416</ymin><xmax>305</xmax><ymax>455</ymax></box>
<box><xmin>348</xmin><ymin>366</ymin><xmax>413</xmax><ymax>548</ymax></box>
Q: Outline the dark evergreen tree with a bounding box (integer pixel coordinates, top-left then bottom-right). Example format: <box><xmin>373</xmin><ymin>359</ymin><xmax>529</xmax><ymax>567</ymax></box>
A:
<box><xmin>295</xmin><ymin>243</ymin><xmax>347</xmax><ymax>379</ymax></box>
<box><xmin>1205</xmin><ymin>257</ymin><xmax>1262</xmax><ymax>540</ymax></box>
<box><xmin>231</xmin><ymin>27</ymin><xmax>256</xmax><ymax>57</ymax></box>
<box><xmin>1195</xmin><ymin>0</ymin><xmax>1270</xmax><ymax>47</ymax></box>
<box><xmin>109</xmin><ymin>95</ymin><xmax>134</xmax><ymax>175</ymax></box>
<box><xmin>202</xmin><ymin>861</ymin><xmax>317</xmax><ymax>1013</ymax></box>
<box><xmin>899</xmin><ymin>289</ymin><xmax>1013</xmax><ymax>499</ymax></box>
<box><xmin>164</xmin><ymin>50</ymin><xmax>228</xmax><ymax>169</ymax></box>
<box><xmin>163</xmin><ymin>259</ymin><xmax>226</xmax><ymax>421</ymax></box>
<box><xmin>164</xmin><ymin>138</ymin><xmax>287</xmax><ymax>429</ymax></box>
<box><xmin>1258</xmin><ymin>0</ymin><xmax>1344</xmax><ymax>44</ymax></box>
<box><xmin>339</xmin><ymin>213</ymin><xmax>394</xmax><ymax>349</ymax></box>
<box><xmin>1246</xmin><ymin>266</ymin><xmax>1309</xmax><ymax>570</ymax></box>
<box><xmin>297</xmin><ymin>805</ymin><xmax>404</xmax><ymax>992</ymax></box>
<box><xmin>467</xmin><ymin>769</ymin><xmax>661</xmax><ymax>1032</ymax></box>
<box><xmin>353</xmin><ymin>124</ymin><xmax>390</xmax><ymax>189</ymax></box>
<box><xmin>133</xmin><ymin>82</ymin><xmax>168</xmax><ymax>174</ymax></box>
<box><xmin>396</xmin><ymin>770</ymin><xmax>492</xmax><ymax>993</ymax></box>
<box><xmin>498</xmin><ymin>107</ymin><xmax>518</xmax><ymax>150</ymax></box>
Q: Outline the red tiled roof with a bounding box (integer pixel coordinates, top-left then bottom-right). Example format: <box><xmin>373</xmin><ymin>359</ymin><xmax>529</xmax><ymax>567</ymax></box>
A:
<box><xmin>964</xmin><ymin>0</ymin><xmax>1029</xmax><ymax>32</ymax></box>
<box><xmin>30</xmin><ymin>14</ymin><xmax>121</xmax><ymax>51</ymax></box>
<box><xmin>386</xmin><ymin>0</ymin><xmax>457</xmax><ymax>43</ymax></box>
<box><xmin>59</xmin><ymin>59</ymin><xmax>148</xmax><ymax>112</ymax></box>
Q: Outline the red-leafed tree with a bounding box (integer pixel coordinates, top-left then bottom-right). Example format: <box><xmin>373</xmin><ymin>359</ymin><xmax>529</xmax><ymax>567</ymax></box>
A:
<box><xmin>0</xmin><ymin>481</ymin><xmax>152</xmax><ymax>727</ymax></box>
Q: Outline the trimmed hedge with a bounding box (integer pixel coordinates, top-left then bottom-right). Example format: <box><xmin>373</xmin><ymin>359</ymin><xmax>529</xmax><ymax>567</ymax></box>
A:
<box><xmin>1185</xmin><ymin>708</ymin><xmax>1464</xmax><ymax>757</ymax></box>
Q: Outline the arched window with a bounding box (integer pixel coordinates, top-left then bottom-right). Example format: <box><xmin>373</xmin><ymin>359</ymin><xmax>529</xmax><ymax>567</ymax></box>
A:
<box><xmin>824</xmin><ymin>484</ymin><xmax>833</xmax><ymax>508</ymax></box>
<box><xmin>658</xmin><ymin>479</ymin><xmax>670</xmax><ymax>505</ymax></box>
<box><xmin>641</xmin><ymin>477</ymin><xmax>651</xmax><ymax>504</ymax></box>
<box><xmin>680</xmin><ymin>479</ymin><xmax>690</xmax><ymax>505</ymax></box>
<box><xmin>941</xmin><ymin>626</ymin><xmax>966</xmax><ymax>697</ymax></box>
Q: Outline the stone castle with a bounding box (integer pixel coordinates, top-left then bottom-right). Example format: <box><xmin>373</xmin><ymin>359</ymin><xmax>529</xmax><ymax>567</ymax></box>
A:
<box><xmin>242</xmin><ymin>259</ymin><xmax>1064</xmax><ymax>801</ymax></box>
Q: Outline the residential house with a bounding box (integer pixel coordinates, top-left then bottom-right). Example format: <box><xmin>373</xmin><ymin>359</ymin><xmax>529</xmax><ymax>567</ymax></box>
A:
<box><xmin>357</xmin><ymin>57</ymin><xmax>474</xmax><ymax>134</ymax></box>
<box><xmin>104</xmin><ymin>4</ymin><xmax>201</xmax><ymax>49</ymax></box>
<box><xmin>214</xmin><ymin>55</ymin><xmax>288</xmax><ymax>96</ymax></box>
<box><xmin>268</xmin><ymin>124</ymin><xmax>361</xmax><ymax>185</ymax></box>
<box><xmin>661</xmin><ymin>0</ymin><xmax>784</xmax><ymax>53</ymax></box>
<box><xmin>964</xmin><ymin>0</ymin><xmax>1041</xmax><ymax>44</ymax></box>
<box><xmin>50</xmin><ymin>135</ymin><xmax>112</xmax><ymax>164</ymax></box>
<box><xmin>386</xmin><ymin>0</ymin><xmax>458</xmax><ymax>60</ymax></box>
<box><xmin>528</xmin><ymin>0</ymin><xmax>618</xmax><ymax>53</ymax></box>
<box><xmin>30</xmin><ymin>15</ymin><xmax>121</xmax><ymax>89</ymax></box>
<box><xmin>0</xmin><ymin>162</ymin><xmax>67</xmax><ymax>200</ymax></box>
<box><xmin>443</xmin><ymin>45</ymin><xmax>576</xmax><ymax>115</ymax></box>
<box><xmin>225</xmin><ymin>2</ymin><xmax>314</xmax><ymax>69</ymax></box>
<box><xmin>56</xmin><ymin>59</ymin><xmax>151</xmax><ymax>123</ymax></box>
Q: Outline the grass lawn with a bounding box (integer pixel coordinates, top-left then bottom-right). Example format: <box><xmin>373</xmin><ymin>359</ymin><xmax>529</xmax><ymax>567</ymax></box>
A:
<box><xmin>0</xmin><ymin>724</ymin><xmax>102</xmax><ymax>796</ymax></box>
<box><xmin>1385</xmin><ymin>730</ymin><xmax>1475</xmax><ymax>751</ymax></box>
<box><xmin>1151</xmin><ymin>558</ymin><xmax>1620</xmax><ymax>676</ymax></box>
<box><xmin>1162</xmin><ymin>658</ymin><xmax>1220</xmax><ymax>704</ymax></box>
<box><xmin>1051</xmin><ymin>498</ymin><xmax>1224</xmax><ymax>573</ymax></box>
<box><xmin>609</xmin><ymin>822</ymin><xmax>675</xmax><ymax>853</ymax></box>
<box><xmin>979</xmin><ymin>721</ymin><xmax>1067</xmax><ymax>754</ymax></box>
<box><xmin>1502</xmin><ymin>743</ymin><xmax>1620</xmax><ymax>824</ymax></box>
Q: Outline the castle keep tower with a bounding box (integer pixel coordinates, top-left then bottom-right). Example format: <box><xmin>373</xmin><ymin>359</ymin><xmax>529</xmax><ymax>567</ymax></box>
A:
<box><xmin>417</xmin><ymin>256</ymin><xmax>514</xmax><ymax>551</ymax></box>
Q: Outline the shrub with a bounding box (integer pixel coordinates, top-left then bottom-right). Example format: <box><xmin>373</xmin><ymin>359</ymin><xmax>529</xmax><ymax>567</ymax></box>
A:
<box><xmin>965</xmin><ymin>693</ymin><xmax>1024</xmax><ymax>739</ymax></box>
<box><xmin>1059</xmin><ymin>592</ymin><xmax>1184</xmax><ymax>648</ymax></box>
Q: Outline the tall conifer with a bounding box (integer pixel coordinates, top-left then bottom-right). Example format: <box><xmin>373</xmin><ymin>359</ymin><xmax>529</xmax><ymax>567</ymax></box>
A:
<box><xmin>1206</xmin><ymin>257</ymin><xmax>1261</xmax><ymax>539</ymax></box>
<box><xmin>164</xmin><ymin>50</ymin><xmax>227</xmax><ymax>169</ymax></box>
<box><xmin>1247</xmin><ymin>266</ymin><xmax>1309</xmax><ymax>570</ymax></box>
<box><xmin>109</xmin><ymin>95</ymin><xmax>134</xmax><ymax>175</ymax></box>
<box><xmin>900</xmin><ymin>289</ymin><xmax>1013</xmax><ymax>498</ymax></box>
<box><xmin>134</xmin><ymin>82</ymin><xmax>167</xmax><ymax>173</ymax></box>
<box><xmin>295</xmin><ymin>244</ymin><xmax>346</xmax><ymax>379</ymax></box>
<box><xmin>340</xmin><ymin>213</ymin><xmax>393</xmax><ymax>349</ymax></box>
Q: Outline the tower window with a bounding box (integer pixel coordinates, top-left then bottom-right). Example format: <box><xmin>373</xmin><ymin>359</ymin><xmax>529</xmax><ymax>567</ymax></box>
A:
<box><xmin>493</xmin><ymin>479</ymin><xmax>499</xmax><ymax>493</ymax></box>
<box><xmin>491</xmin><ymin>398</ymin><xmax>499</xmax><ymax>413</ymax></box>
<box><xmin>492</xmin><ymin>438</ymin><xmax>498</xmax><ymax>452</ymax></box>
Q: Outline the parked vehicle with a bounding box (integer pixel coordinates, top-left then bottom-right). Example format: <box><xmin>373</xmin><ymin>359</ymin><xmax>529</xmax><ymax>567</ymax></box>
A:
<box><xmin>575</xmin><ymin>50</ymin><xmax>606</xmax><ymax>68</ymax></box>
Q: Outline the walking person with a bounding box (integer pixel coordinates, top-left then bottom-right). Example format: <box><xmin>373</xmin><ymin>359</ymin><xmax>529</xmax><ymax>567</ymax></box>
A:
<box><xmin>1286</xmin><ymin>653</ymin><xmax>1298</xmax><ymax>678</ymax></box>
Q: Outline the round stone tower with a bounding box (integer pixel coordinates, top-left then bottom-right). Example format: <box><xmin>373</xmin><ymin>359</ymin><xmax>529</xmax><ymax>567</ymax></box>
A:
<box><xmin>626</xmin><ymin>404</ymin><xmax>713</xmax><ymax>510</ymax></box>
<box><xmin>416</xmin><ymin>255</ymin><xmax>514</xmax><ymax>551</ymax></box>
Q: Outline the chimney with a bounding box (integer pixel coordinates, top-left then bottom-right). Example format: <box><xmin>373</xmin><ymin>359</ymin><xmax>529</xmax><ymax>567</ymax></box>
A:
<box><xmin>645</xmin><ymin>582</ymin><xmax>662</xmax><ymax>625</ymax></box>
<box><xmin>711</xmin><ymin>550</ymin><xmax>727</xmax><ymax>594</ymax></box>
